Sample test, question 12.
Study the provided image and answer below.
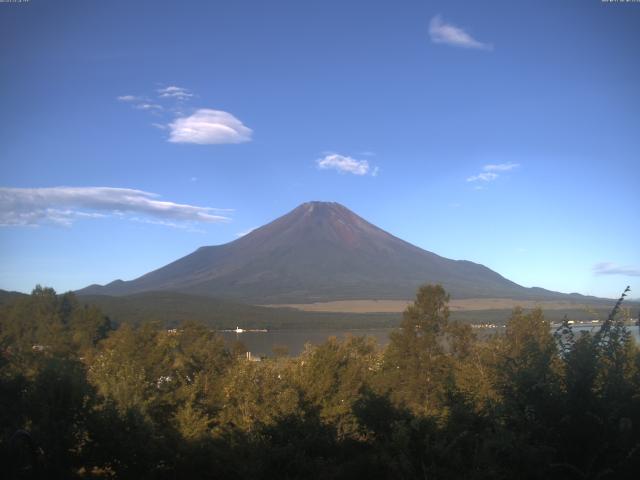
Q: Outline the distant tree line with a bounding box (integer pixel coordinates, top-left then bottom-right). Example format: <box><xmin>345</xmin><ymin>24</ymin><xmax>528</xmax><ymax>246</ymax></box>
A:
<box><xmin>1</xmin><ymin>284</ymin><xmax>638</xmax><ymax>479</ymax></box>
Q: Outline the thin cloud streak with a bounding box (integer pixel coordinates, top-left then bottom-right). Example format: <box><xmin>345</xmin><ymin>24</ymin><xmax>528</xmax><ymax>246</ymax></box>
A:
<box><xmin>484</xmin><ymin>162</ymin><xmax>519</xmax><ymax>172</ymax></box>
<box><xmin>429</xmin><ymin>15</ymin><xmax>492</xmax><ymax>51</ymax></box>
<box><xmin>130</xmin><ymin>217</ymin><xmax>206</xmax><ymax>233</ymax></box>
<box><xmin>135</xmin><ymin>103</ymin><xmax>163</xmax><ymax>111</ymax></box>
<box><xmin>0</xmin><ymin>187</ymin><xmax>231</xmax><ymax>227</ymax></box>
<box><xmin>593</xmin><ymin>262</ymin><xmax>640</xmax><ymax>277</ymax></box>
<box><xmin>467</xmin><ymin>163</ymin><xmax>519</xmax><ymax>183</ymax></box>
<box><xmin>157</xmin><ymin>85</ymin><xmax>193</xmax><ymax>100</ymax></box>
<box><xmin>467</xmin><ymin>172</ymin><xmax>498</xmax><ymax>182</ymax></box>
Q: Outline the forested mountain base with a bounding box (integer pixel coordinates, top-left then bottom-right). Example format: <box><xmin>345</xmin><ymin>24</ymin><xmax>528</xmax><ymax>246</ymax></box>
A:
<box><xmin>1</xmin><ymin>285</ymin><xmax>639</xmax><ymax>479</ymax></box>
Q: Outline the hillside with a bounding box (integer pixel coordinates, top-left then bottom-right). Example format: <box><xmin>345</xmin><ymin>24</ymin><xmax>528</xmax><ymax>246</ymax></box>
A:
<box><xmin>78</xmin><ymin>201</ymin><xmax>599</xmax><ymax>303</ymax></box>
<box><xmin>0</xmin><ymin>289</ymin><xmax>27</xmax><ymax>305</ymax></box>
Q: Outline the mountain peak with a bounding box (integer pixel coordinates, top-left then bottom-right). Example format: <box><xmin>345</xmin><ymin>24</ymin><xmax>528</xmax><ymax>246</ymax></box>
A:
<box><xmin>229</xmin><ymin>201</ymin><xmax>370</xmax><ymax>253</ymax></box>
<box><xmin>77</xmin><ymin>201</ymin><xmax>574</xmax><ymax>303</ymax></box>
<box><xmin>294</xmin><ymin>201</ymin><xmax>348</xmax><ymax>216</ymax></box>
<box><xmin>300</xmin><ymin>200</ymin><xmax>339</xmax><ymax>208</ymax></box>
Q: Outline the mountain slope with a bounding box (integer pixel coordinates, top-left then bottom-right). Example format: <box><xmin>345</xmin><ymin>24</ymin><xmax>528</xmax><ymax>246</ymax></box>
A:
<box><xmin>78</xmin><ymin>201</ymin><xmax>581</xmax><ymax>303</ymax></box>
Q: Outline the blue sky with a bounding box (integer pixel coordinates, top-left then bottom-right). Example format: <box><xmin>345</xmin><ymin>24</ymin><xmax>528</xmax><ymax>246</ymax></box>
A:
<box><xmin>1</xmin><ymin>0</ymin><xmax>639</xmax><ymax>299</ymax></box>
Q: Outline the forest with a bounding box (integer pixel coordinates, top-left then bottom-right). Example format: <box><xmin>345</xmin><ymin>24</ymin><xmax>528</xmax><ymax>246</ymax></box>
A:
<box><xmin>1</xmin><ymin>284</ymin><xmax>638</xmax><ymax>479</ymax></box>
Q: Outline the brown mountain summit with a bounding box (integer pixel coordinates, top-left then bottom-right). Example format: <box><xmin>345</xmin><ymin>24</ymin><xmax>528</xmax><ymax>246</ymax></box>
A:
<box><xmin>78</xmin><ymin>201</ymin><xmax>579</xmax><ymax>302</ymax></box>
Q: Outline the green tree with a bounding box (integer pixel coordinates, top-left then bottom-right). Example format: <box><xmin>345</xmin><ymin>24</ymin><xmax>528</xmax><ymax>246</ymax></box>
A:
<box><xmin>489</xmin><ymin>307</ymin><xmax>562</xmax><ymax>478</ymax></box>
<box><xmin>296</xmin><ymin>335</ymin><xmax>380</xmax><ymax>438</ymax></box>
<box><xmin>382</xmin><ymin>284</ymin><xmax>452</xmax><ymax>415</ymax></box>
<box><xmin>218</xmin><ymin>358</ymin><xmax>302</xmax><ymax>432</ymax></box>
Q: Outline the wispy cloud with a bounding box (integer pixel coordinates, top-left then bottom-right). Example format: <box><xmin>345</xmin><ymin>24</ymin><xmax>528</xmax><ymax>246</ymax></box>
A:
<box><xmin>134</xmin><ymin>103</ymin><xmax>163</xmax><ymax>111</ymax></box>
<box><xmin>467</xmin><ymin>172</ymin><xmax>498</xmax><ymax>182</ymax></box>
<box><xmin>168</xmin><ymin>109</ymin><xmax>252</xmax><ymax>144</ymax></box>
<box><xmin>129</xmin><ymin>217</ymin><xmax>205</xmax><ymax>233</ymax></box>
<box><xmin>0</xmin><ymin>187</ymin><xmax>231</xmax><ymax>227</ymax></box>
<box><xmin>593</xmin><ymin>262</ymin><xmax>640</xmax><ymax>277</ymax></box>
<box><xmin>118</xmin><ymin>86</ymin><xmax>192</xmax><ymax>110</ymax></box>
<box><xmin>484</xmin><ymin>162</ymin><xmax>519</xmax><ymax>172</ymax></box>
<box><xmin>317</xmin><ymin>154</ymin><xmax>376</xmax><ymax>176</ymax></box>
<box><xmin>117</xmin><ymin>95</ymin><xmax>140</xmax><ymax>102</ymax></box>
<box><xmin>157</xmin><ymin>85</ymin><xmax>193</xmax><ymax>100</ymax></box>
<box><xmin>429</xmin><ymin>15</ymin><xmax>492</xmax><ymax>51</ymax></box>
<box><xmin>117</xmin><ymin>94</ymin><xmax>164</xmax><ymax>114</ymax></box>
<box><xmin>467</xmin><ymin>163</ymin><xmax>519</xmax><ymax>183</ymax></box>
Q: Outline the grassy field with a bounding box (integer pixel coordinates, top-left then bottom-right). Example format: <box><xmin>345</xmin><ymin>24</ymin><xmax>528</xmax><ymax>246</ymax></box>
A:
<box><xmin>263</xmin><ymin>298</ymin><xmax>620</xmax><ymax>314</ymax></box>
<box><xmin>77</xmin><ymin>292</ymin><xmax>402</xmax><ymax>330</ymax></box>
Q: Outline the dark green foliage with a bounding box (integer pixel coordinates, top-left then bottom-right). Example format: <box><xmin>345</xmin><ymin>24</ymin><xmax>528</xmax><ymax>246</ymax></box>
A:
<box><xmin>78</xmin><ymin>291</ymin><xmax>400</xmax><ymax>330</ymax></box>
<box><xmin>0</xmin><ymin>285</ymin><xmax>639</xmax><ymax>479</ymax></box>
<box><xmin>383</xmin><ymin>284</ymin><xmax>452</xmax><ymax>414</ymax></box>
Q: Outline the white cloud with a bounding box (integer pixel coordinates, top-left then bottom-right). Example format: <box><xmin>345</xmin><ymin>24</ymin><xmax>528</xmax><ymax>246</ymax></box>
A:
<box><xmin>467</xmin><ymin>172</ymin><xmax>498</xmax><ymax>182</ymax></box>
<box><xmin>593</xmin><ymin>262</ymin><xmax>640</xmax><ymax>277</ymax></box>
<box><xmin>158</xmin><ymin>85</ymin><xmax>193</xmax><ymax>100</ymax></box>
<box><xmin>429</xmin><ymin>15</ymin><xmax>492</xmax><ymax>51</ymax></box>
<box><xmin>129</xmin><ymin>217</ymin><xmax>205</xmax><ymax>233</ymax></box>
<box><xmin>0</xmin><ymin>187</ymin><xmax>230</xmax><ymax>227</ymax></box>
<box><xmin>484</xmin><ymin>162</ymin><xmax>520</xmax><ymax>172</ymax></box>
<box><xmin>118</xmin><ymin>87</ymin><xmax>252</xmax><ymax>145</ymax></box>
<box><xmin>168</xmin><ymin>109</ymin><xmax>252</xmax><ymax>144</ymax></box>
<box><xmin>467</xmin><ymin>163</ymin><xmax>519</xmax><ymax>183</ymax></box>
<box><xmin>118</xmin><ymin>94</ymin><xmax>163</xmax><ymax>113</ymax></box>
<box><xmin>317</xmin><ymin>154</ymin><xmax>372</xmax><ymax>176</ymax></box>
<box><xmin>134</xmin><ymin>103</ymin><xmax>163</xmax><ymax>111</ymax></box>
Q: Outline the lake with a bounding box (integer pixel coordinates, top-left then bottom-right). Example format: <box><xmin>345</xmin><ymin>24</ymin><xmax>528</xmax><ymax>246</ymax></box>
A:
<box><xmin>219</xmin><ymin>324</ymin><xmax>640</xmax><ymax>357</ymax></box>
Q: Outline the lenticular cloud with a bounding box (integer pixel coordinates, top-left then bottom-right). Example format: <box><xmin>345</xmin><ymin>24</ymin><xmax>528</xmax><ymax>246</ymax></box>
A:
<box><xmin>168</xmin><ymin>109</ymin><xmax>253</xmax><ymax>145</ymax></box>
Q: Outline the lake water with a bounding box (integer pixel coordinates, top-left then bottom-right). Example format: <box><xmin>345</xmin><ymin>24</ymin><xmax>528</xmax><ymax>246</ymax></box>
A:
<box><xmin>219</xmin><ymin>324</ymin><xmax>640</xmax><ymax>357</ymax></box>
<box><xmin>571</xmin><ymin>324</ymin><xmax>640</xmax><ymax>342</ymax></box>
